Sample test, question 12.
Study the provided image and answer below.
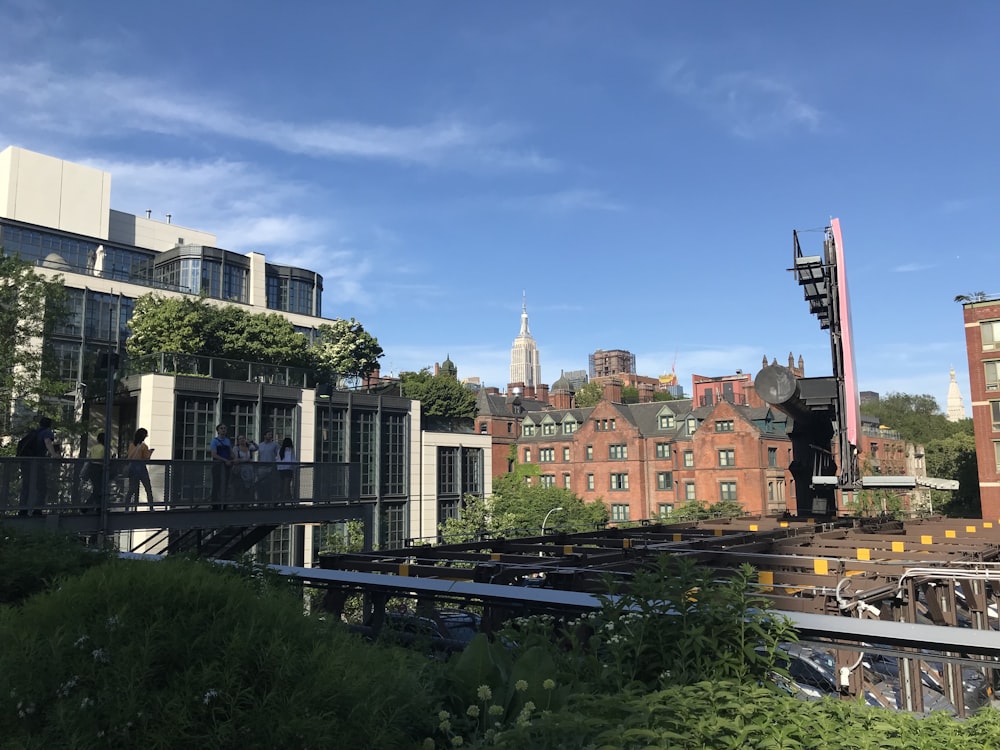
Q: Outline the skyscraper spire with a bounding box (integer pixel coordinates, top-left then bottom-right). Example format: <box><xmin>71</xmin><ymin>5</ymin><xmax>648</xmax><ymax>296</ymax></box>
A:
<box><xmin>510</xmin><ymin>294</ymin><xmax>542</xmax><ymax>388</ymax></box>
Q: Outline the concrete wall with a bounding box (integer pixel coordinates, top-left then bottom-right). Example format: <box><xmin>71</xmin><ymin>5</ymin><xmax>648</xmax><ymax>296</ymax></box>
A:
<box><xmin>0</xmin><ymin>146</ymin><xmax>110</xmax><ymax>239</ymax></box>
<box><xmin>108</xmin><ymin>209</ymin><xmax>217</xmax><ymax>252</ymax></box>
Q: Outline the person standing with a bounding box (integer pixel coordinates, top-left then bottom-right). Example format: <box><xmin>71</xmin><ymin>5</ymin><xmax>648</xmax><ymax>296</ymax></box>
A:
<box><xmin>210</xmin><ymin>423</ymin><xmax>233</xmax><ymax>510</ymax></box>
<box><xmin>231</xmin><ymin>435</ymin><xmax>258</xmax><ymax>502</ymax></box>
<box><xmin>125</xmin><ymin>428</ymin><xmax>154</xmax><ymax>507</ymax></box>
<box><xmin>256</xmin><ymin>429</ymin><xmax>279</xmax><ymax>503</ymax></box>
<box><xmin>276</xmin><ymin>437</ymin><xmax>296</xmax><ymax>504</ymax></box>
<box><xmin>85</xmin><ymin>432</ymin><xmax>106</xmax><ymax>512</ymax></box>
<box><xmin>18</xmin><ymin>416</ymin><xmax>59</xmax><ymax>516</ymax></box>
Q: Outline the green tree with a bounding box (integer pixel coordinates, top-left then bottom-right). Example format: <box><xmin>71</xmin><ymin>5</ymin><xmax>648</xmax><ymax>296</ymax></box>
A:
<box><xmin>400</xmin><ymin>368</ymin><xmax>477</xmax><ymax>419</ymax></box>
<box><xmin>491</xmin><ymin>469</ymin><xmax>608</xmax><ymax>533</ymax></box>
<box><xmin>574</xmin><ymin>381</ymin><xmax>604</xmax><ymax>407</ymax></box>
<box><xmin>439</xmin><ymin>493</ymin><xmax>519</xmax><ymax>543</ymax></box>
<box><xmin>860</xmin><ymin>392</ymin><xmax>960</xmax><ymax>446</ymax></box>
<box><xmin>620</xmin><ymin>385</ymin><xmax>639</xmax><ymax>404</ymax></box>
<box><xmin>126</xmin><ymin>294</ymin><xmax>210</xmax><ymax>358</ymax></box>
<box><xmin>925</xmin><ymin>431</ymin><xmax>981</xmax><ymax>516</ymax></box>
<box><xmin>0</xmin><ymin>254</ymin><xmax>70</xmax><ymax>443</ymax></box>
<box><xmin>312</xmin><ymin>318</ymin><xmax>384</xmax><ymax>382</ymax></box>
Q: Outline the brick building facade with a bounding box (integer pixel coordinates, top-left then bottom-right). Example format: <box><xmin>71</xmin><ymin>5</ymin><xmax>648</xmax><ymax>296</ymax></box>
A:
<box><xmin>515</xmin><ymin>398</ymin><xmax>796</xmax><ymax>521</ymax></box>
<box><xmin>961</xmin><ymin>296</ymin><xmax>1000</xmax><ymax>519</ymax></box>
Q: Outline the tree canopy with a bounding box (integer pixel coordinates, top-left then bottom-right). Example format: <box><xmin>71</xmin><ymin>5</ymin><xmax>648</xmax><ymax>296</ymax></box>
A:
<box><xmin>126</xmin><ymin>295</ymin><xmax>383</xmax><ymax>380</ymax></box>
<box><xmin>312</xmin><ymin>318</ymin><xmax>384</xmax><ymax>381</ymax></box>
<box><xmin>0</xmin><ymin>254</ymin><xmax>69</xmax><ymax>443</ymax></box>
<box><xmin>574</xmin><ymin>381</ymin><xmax>604</xmax><ymax>407</ymax></box>
<box><xmin>399</xmin><ymin>368</ymin><xmax>477</xmax><ymax>419</ymax></box>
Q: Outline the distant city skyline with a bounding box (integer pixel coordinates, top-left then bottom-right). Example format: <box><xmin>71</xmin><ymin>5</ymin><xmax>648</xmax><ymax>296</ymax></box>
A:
<box><xmin>0</xmin><ymin>1</ymin><xmax>993</xmax><ymax>416</ymax></box>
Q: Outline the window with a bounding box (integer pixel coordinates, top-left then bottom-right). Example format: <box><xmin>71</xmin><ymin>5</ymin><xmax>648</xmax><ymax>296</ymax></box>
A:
<box><xmin>657</xmin><ymin>503</ymin><xmax>673</xmax><ymax>517</ymax></box>
<box><xmin>982</xmin><ymin>320</ymin><xmax>1000</xmax><ymax>351</ymax></box>
<box><xmin>686</xmin><ymin>417</ymin><xmax>697</xmax><ymax>434</ymax></box>
<box><xmin>586</xmin><ymin>445</ymin><xmax>593</xmax><ymax>461</ymax></box>
<box><xmin>523</xmin><ymin>448</ymin><xmax>531</xmax><ymax>463</ymax></box>
<box><xmin>587</xmin><ymin>474</ymin><xmax>595</xmax><ymax>491</ymax></box>
<box><xmin>609</xmin><ymin>419</ymin><xmax>616</xmax><ymax>430</ymax></box>
<box><xmin>609</xmin><ymin>444</ymin><xmax>627</xmax><ymax>460</ymax></box>
<box><xmin>610</xmin><ymin>473</ymin><xmax>629</xmax><ymax>490</ymax></box>
<box><xmin>383</xmin><ymin>504</ymin><xmax>406</xmax><ymax>548</ymax></box>
<box><xmin>658</xmin><ymin>414</ymin><xmax>675</xmax><ymax>429</ymax></box>
<box><xmin>657</xmin><ymin>471</ymin><xmax>673</xmax><ymax>490</ymax></box>
<box><xmin>438</xmin><ymin>447</ymin><xmax>458</xmax><ymax>496</ymax></box>
<box><xmin>685</xmin><ymin>483</ymin><xmax>696</xmax><ymax>501</ymax></box>
<box><xmin>563</xmin><ymin>446</ymin><xmax>570</xmax><ymax>462</ymax></box>
<box><xmin>986</xmin><ymin>361</ymin><xmax>1000</xmax><ymax>392</ymax></box>
<box><xmin>683</xmin><ymin>451</ymin><xmax>694</xmax><ymax>468</ymax></box>
<box><xmin>611</xmin><ymin>504</ymin><xmax>631</xmax><ymax>522</ymax></box>
<box><xmin>720</xmin><ymin>481</ymin><xmax>737</xmax><ymax>502</ymax></box>
<box><xmin>563</xmin><ymin>421</ymin><xmax>577</xmax><ymax>434</ymax></box>
<box><xmin>543</xmin><ymin>422</ymin><xmax>556</xmax><ymax>435</ymax></box>
<box><xmin>479</xmin><ymin>422</ymin><xmax>488</xmax><ymax>434</ymax></box>
<box><xmin>539</xmin><ymin>448</ymin><xmax>555</xmax><ymax>462</ymax></box>
<box><xmin>507</xmin><ymin>422</ymin><xmax>513</xmax><ymax>434</ymax></box>
<box><xmin>992</xmin><ymin>401</ymin><xmax>1000</xmax><ymax>432</ymax></box>
<box><xmin>768</xmin><ymin>447</ymin><xmax>778</xmax><ymax>467</ymax></box>
<box><xmin>655</xmin><ymin>443</ymin><xmax>671</xmax><ymax>459</ymax></box>
<box><xmin>383</xmin><ymin>412</ymin><xmax>408</xmax><ymax>495</ymax></box>
<box><xmin>718</xmin><ymin>449</ymin><xmax>735</xmax><ymax>467</ymax></box>
<box><xmin>540</xmin><ymin>474</ymin><xmax>556</xmax><ymax>488</ymax></box>
<box><xmin>523</xmin><ymin>424</ymin><xmax>536</xmax><ymax>437</ymax></box>
<box><xmin>715</xmin><ymin>420</ymin><xmax>734</xmax><ymax>432</ymax></box>
<box><xmin>563</xmin><ymin>473</ymin><xmax>571</xmax><ymax>489</ymax></box>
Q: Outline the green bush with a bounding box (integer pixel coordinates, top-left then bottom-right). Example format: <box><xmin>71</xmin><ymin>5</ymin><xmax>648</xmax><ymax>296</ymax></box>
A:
<box><xmin>480</xmin><ymin>680</ymin><xmax>1000</xmax><ymax>750</ymax></box>
<box><xmin>0</xmin><ymin>557</ymin><xmax>436</xmax><ymax>749</ymax></box>
<box><xmin>0</xmin><ymin>526</ymin><xmax>114</xmax><ymax>605</ymax></box>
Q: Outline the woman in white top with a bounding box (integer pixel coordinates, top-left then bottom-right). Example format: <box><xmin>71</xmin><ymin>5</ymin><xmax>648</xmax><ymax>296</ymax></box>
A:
<box><xmin>276</xmin><ymin>437</ymin><xmax>296</xmax><ymax>503</ymax></box>
<box><xmin>231</xmin><ymin>435</ymin><xmax>258</xmax><ymax>501</ymax></box>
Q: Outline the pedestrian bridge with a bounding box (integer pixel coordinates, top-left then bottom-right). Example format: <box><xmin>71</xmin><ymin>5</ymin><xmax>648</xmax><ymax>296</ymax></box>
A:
<box><xmin>0</xmin><ymin>457</ymin><xmax>374</xmax><ymax>556</ymax></box>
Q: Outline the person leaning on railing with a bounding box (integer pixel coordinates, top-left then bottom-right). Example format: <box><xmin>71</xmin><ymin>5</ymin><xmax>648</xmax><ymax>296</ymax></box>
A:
<box><xmin>231</xmin><ymin>435</ymin><xmax>258</xmax><ymax>502</ymax></box>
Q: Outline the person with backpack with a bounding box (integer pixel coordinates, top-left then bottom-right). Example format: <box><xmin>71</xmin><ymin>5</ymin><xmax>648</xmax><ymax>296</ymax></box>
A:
<box><xmin>18</xmin><ymin>416</ymin><xmax>59</xmax><ymax>516</ymax></box>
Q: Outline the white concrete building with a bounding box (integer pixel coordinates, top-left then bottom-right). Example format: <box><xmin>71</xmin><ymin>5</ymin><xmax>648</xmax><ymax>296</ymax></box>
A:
<box><xmin>1</xmin><ymin>146</ymin><xmax>490</xmax><ymax>558</ymax></box>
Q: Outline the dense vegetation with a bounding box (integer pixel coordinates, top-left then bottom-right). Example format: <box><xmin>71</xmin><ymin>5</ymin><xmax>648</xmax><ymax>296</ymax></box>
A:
<box><xmin>126</xmin><ymin>294</ymin><xmax>384</xmax><ymax>382</ymax></box>
<box><xmin>3</xmin><ymin>527</ymin><xmax>999</xmax><ymax>749</ymax></box>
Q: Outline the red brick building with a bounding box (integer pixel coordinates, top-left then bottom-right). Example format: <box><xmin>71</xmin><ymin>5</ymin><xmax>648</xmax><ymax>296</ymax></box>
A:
<box><xmin>515</xmin><ymin>398</ymin><xmax>796</xmax><ymax>521</ymax></box>
<box><xmin>961</xmin><ymin>296</ymin><xmax>1000</xmax><ymax>519</ymax></box>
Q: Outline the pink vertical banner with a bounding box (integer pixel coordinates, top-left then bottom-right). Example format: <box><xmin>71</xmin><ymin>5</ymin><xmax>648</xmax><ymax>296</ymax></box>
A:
<box><xmin>831</xmin><ymin>218</ymin><xmax>860</xmax><ymax>447</ymax></box>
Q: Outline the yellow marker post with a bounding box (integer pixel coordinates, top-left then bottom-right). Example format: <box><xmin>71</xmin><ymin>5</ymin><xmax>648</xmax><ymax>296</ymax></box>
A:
<box><xmin>857</xmin><ymin>548</ymin><xmax>871</xmax><ymax>561</ymax></box>
<box><xmin>814</xmin><ymin>559</ymin><xmax>829</xmax><ymax>575</ymax></box>
<box><xmin>714</xmin><ymin>528</ymin><xmax>723</xmax><ymax>536</ymax></box>
<box><xmin>985</xmin><ymin>522</ymin><xmax>994</xmax><ymax>529</ymax></box>
<box><xmin>892</xmin><ymin>541</ymin><xmax>905</xmax><ymax>553</ymax></box>
<box><xmin>946</xmin><ymin>530</ymin><xmax>957</xmax><ymax>539</ymax></box>
<box><xmin>780</xmin><ymin>521</ymin><xmax>789</xmax><ymax>528</ymax></box>
<box><xmin>673</xmin><ymin>533</ymin><xmax>682</xmax><ymax>542</ymax></box>
<box><xmin>966</xmin><ymin>526</ymin><xmax>977</xmax><ymax>534</ymax></box>
<box><xmin>491</xmin><ymin>553</ymin><xmax>501</xmax><ymax>561</ymax></box>
<box><xmin>398</xmin><ymin>563</ymin><xmax>410</xmax><ymax>577</ymax></box>
<box><xmin>563</xmin><ymin>546</ymin><xmax>574</xmax><ymax>555</ymax></box>
<box><xmin>623</xmin><ymin>538</ymin><xmax>632</xmax><ymax>549</ymax></box>
<box><xmin>758</xmin><ymin>570</ymin><xmax>774</xmax><ymax>592</ymax></box>
<box><xmin>750</xmin><ymin>524</ymin><xmax>759</xmax><ymax>532</ymax></box>
<box><xmin>921</xmin><ymin>535</ymin><xmax>933</xmax><ymax>545</ymax></box>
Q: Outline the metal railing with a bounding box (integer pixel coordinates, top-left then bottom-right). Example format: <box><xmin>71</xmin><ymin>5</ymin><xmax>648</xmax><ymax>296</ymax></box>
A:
<box><xmin>125</xmin><ymin>352</ymin><xmax>319</xmax><ymax>388</ymax></box>
<box><xmin>0</xmin><ymin>457</ymin><xmax>356</xmax><ymax>516</ymax></box>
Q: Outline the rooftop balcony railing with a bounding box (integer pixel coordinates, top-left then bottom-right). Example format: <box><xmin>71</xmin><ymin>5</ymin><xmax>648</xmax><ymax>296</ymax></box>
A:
<box><xmin>125</xmin><ymin>352</ymin><xmax>321</xmax><ymax>388</ymax></box>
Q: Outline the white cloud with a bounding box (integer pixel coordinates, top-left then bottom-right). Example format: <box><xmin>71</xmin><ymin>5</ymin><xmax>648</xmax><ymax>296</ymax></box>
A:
<box><xmin>508</xmin><ymin>188</ymin><xmax>623</xmax><ymax>214</ymax></box>
<box><xmin>0</xmin><ymin>62</ymin><xmax>554</xmax><ymax>171</ymax></box>
<box><xmin>659</xmin><ymin>62</ymin><xmax>823</xmax><ymax>138</ymax></box>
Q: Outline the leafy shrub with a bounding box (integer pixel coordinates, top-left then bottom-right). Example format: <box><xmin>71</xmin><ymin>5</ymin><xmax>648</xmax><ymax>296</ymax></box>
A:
<box><xmin>0</xmin><ymin>556</ymin><xmax>436</xmax><ymax>749</ymax></box>
<box><xmin>0</xmin><ymin>526</ymin><xmax>114</xmax><ymax>605</ymax></box>
<box><xmin>481</xmin><ymin>680</ymin><xmax>1000</xmax><ymax>750</ymax></box>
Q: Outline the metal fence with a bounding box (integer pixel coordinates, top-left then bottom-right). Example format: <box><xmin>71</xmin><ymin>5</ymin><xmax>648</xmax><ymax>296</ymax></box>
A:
<box><xmin>0</xmin><ymin>457</ymin><xmax>354</xmax><ymax>516</ymax></box>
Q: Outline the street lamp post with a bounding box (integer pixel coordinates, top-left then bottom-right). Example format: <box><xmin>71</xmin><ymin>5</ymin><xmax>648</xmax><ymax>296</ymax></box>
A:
<box><xmin>541</xmin><ymin>506</ymin><xmax>564</xmax><ymax>535</ymax></box>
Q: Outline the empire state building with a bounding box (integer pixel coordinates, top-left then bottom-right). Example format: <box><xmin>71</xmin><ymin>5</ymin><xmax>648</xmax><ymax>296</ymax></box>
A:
<box><xmin>509</xmin><ymin>297</ymin><xmax>542</xmax><ymax>389</ymax></box>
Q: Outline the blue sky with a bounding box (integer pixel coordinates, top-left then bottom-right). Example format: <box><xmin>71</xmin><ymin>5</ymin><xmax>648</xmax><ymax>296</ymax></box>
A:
<box><xmin>1</xmin><ymin>1</ymin><xmax>996</xmax><ymax>414</ymax></box>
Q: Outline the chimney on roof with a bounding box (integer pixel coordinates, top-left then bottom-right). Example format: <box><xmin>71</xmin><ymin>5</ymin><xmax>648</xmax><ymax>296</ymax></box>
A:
<box><xmin>145</xmin><ymin>210</ymin><xmax>151</xmax><ymax>219</ymax></box>
<box><xmin>165</xmin><ymin>213</ymin><xmax>172</xmax><ymax>224</ymax></box>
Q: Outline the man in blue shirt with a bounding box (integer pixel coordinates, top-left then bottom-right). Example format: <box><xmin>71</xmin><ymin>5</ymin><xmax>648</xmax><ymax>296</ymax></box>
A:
<box><xmin>209</xmin><ymin>423</ymin><xmax>232</xmax><ymax>510</ymax></box>
<box><xmin>19</xmin><ymin>416</ymin><xmax>59</xmax><ymax>516</ymax></box>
